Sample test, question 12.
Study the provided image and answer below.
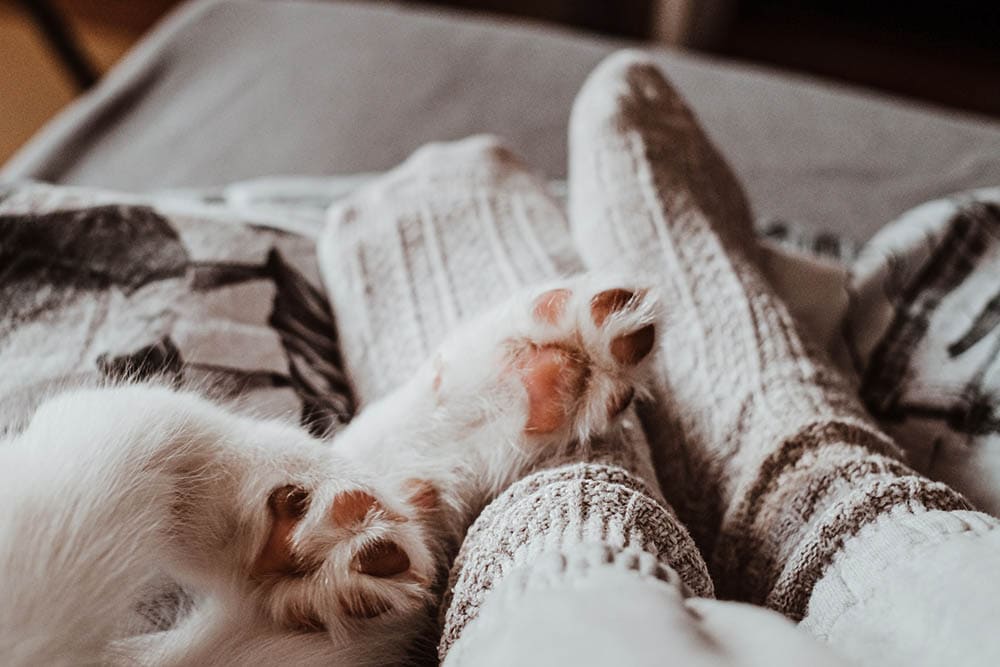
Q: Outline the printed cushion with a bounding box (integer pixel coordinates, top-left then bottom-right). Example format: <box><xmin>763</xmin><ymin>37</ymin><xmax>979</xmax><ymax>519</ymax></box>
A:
<box><xmin>845</xmin><ymin>189</ymin><xmax>1000</xmax><ymax>515</ymax></box>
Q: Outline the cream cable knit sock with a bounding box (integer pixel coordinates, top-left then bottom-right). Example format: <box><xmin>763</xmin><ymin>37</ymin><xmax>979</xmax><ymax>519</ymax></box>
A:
<box><xmin>318</xmin><ymin>136</ymin><xmax>579</xmax><ymax>406</ymax></box>
<box><xmin>567</xmin><ymin>51</ymin><xmax>972</xmax><ymax>619</ymax></box>
<box><xmin>318</xmin><ymin>135</ymin><xmax>671</xmax><ymax>497</ymax></box>
<box><xmin>800</xmin><ymin>507</ymin><xmax>1000</xmax><ymax>667</ymax></box>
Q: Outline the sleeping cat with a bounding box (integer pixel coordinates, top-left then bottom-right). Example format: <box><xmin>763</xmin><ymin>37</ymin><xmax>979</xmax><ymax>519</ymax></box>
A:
<box><xmin>0</xmin><ymin>274</ymin><xmax>659</xmax><ymax>666</ymax></box>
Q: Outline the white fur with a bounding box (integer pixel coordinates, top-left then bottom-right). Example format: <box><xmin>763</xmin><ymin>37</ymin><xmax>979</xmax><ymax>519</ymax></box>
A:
<box><xmin>0</xmin><ymin>274</ymin><xmax>658</xmax><ymax>666</ymax></box>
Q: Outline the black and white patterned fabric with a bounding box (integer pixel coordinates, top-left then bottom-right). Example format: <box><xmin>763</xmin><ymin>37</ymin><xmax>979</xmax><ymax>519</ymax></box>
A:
<box><xmin>844</xmin><ymin>189</ymin><xmax>1000</xmax><ymax>516</ymax></box>
<box><xmin>0</xmin><ymin>182</ymin><xmax>355</xmax><ymax>439</ymax></box>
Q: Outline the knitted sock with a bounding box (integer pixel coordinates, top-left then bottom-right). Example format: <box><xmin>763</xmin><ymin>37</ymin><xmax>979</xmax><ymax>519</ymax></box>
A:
<box><xmin>318</xmin><ymin>137</ymin><xmax>714</xmax><ymax>662</ymax></box>
<box><xmin>318</xmin><ymin>135</ymin><xmax>579</xmax><ymax>406</ymax></box>
<box><xmin>439</xmin><ymin>461</ymin><xmax>713</xmax><ymax>664</ymax></box>
<box><xmin>567</xmin><ymin>51</ymin><xmax>972</xmax><ymax>617</ymax></box>
<box><xmin>801</xmin><ymin>506</ymin><xmax>1000</xmax><ymax>666</ymax></box>
<box><xmin>321</xmin><ymin>134</ymin><xmax>679</xmax><ymax>488</ymax></box>
<box><xmin>319</xmin><ymin>136</ymin><xmax>681</xmax><ymax>490</ymax></box>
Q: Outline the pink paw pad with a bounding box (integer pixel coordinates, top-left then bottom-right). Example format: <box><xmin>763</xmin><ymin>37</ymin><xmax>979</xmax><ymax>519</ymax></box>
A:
<box><xmin>532</xmin><ymin>288</ymin><xmax>572</xmax><ymax>325</ymax></box>
<box><xmin>516</xmin><ymin>284</ymin><xmax>655</xmax><ymax>435</ymax></box>
<box><xmin>518</xmin><ymin>345</ymin><xmax>587</xmax><ymax>434</ymax></box>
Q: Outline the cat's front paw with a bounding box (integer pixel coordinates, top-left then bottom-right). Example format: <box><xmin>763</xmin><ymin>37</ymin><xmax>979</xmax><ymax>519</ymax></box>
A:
<box><xmin>431</xmin><ymin>274</ymin><xmax>658</xmax><ymax>445</ymax></box>
<box><xmin>249</xmin><ymin>477</ymin><xmax>439</xmax><ymax>634</ymax></box>
<box><xmin>512</xmin><ymin>277</ymin><xmax>658</xmax><ymax>440</ymax></box>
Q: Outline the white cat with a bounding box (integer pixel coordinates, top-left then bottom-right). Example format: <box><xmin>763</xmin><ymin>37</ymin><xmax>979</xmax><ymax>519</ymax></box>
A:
<box><xmin>0</xmin><ymin>275</ymin><xmax>659</xmax><ymax>666</ymax></box>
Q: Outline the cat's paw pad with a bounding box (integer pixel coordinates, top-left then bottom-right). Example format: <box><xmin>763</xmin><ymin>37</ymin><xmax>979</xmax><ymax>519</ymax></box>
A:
<box><xmin>513</xmin><ymin>277</ymin><xmax>658</xmax><ymax>439</ymax></box>
<box><xmin>250</xmin><ymin>479</ymin><xmax>439</xmax><ymax>632</ymax></box>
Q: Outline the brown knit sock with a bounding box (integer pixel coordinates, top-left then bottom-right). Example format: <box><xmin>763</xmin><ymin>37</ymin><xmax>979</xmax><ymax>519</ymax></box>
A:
<box><xmin>568</xmin><ymin>51</ymin><xmax>970</xmax><ymax>617</ymax></box>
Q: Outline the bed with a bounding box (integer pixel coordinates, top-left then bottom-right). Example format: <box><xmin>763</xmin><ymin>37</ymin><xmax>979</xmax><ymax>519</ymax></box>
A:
<box><xmin>2</xmin><ymin>0</ymin><xmax>999</xmax><ymax>244</ymax></box>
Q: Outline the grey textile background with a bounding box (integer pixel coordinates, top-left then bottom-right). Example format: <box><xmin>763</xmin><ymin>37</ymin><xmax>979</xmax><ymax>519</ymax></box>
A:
<box><xmin>2</xmin><ymin>0</ymin><xmax>999</xmax><ymax>242</ymax></box>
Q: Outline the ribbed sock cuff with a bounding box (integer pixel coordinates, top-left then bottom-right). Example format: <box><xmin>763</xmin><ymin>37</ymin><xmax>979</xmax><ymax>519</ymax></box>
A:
<box><xmin>438</xmin><ymin>461</ymin><xmax>712</xmax><ymax>659</ymax></box>
<box><xmin>713</xmin><ymin>420</ymin><xmax>971</xmax><ymax>616</ymax></box>
<box><xmin>803</xmin><ymin>506</ymin><xmax>999</xmax><ymax>638</ymax></box>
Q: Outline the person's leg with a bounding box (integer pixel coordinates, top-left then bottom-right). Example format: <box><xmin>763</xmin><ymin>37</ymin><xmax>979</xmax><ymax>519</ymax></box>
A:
<box><xmin>318</xmin><ymin>138</ymin><xmax>731</xmax><ymax>662</ymax></box>
<box><xmin>440</xmin><ymin>464</ymin><xmax>847</xmax><ymax>667</ymax></box>
<box><xmin>319</xmin><ymin>133</ymin><xmax>681</xmax><ymax>515</ymax></box>
<box><xmin>568</xmin><ymin>50</ymin><xmax>1000</xmax><ymax>666</ymax></box>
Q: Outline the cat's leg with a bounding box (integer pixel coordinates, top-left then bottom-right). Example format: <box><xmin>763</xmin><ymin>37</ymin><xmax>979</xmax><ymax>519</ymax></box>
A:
<box><xmin>109</xmin><ymin>597</ymin><xmax>367</xmax><ymax>667</ymax></box>
<box><xmin>0</xmin><ymin>398</ymin><xmax>180</xmax><ymax>667</ymax></box>
<box><xmin>331</xmin><ymin>272</ymin><xmax>663</xmax><ymax>532</ymax></box>
<box><xmin>0</xmin><ymin>273</ymin><xmax>660</xmax><ymax>667</ymax></box>
<box><xmin>0</xmin><ymin>384</ymin><xmax>394</xmax><ymax>666</ymax></box>
<box><xmin>0</xmin><ymin>385</ymin><xmax>292</xmax><ymax>664</ymax></box>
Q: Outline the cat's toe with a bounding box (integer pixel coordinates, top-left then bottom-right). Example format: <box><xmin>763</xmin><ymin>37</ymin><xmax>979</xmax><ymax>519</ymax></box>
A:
<box><xmin>514</xmin><ymin>277</ymin><xmax>659</xmax><ymax>438</ymax></box>
<box><xmin>590</xmin><ymin>287</ymin><xmax>657</xmax><ymax>365</ymax></box>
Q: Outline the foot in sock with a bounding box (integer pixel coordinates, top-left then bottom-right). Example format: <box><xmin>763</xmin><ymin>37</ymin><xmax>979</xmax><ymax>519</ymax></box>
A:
<box><xmin>568</xmin><ymin>51</ymin><xmax>971</xmax><ymax>619</ymax></box>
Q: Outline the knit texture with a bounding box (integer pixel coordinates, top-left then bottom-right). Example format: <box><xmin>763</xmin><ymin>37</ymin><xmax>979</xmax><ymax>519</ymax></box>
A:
<box><xmin>438</xmin><ymin>461</ymin><xmax>713</xmax><ymax>662</ymax></box>
<box><xmin>802</xmin><ymin>507</ymin><xmax>1000</xmax><ymax>640</ymax></box>
<box><xmin>317</xmin><ymin>137</ymin><xmax>710</xmax><ymax>662</ymax></box>
<box><xmin>317</xmin><ymin>134</ymin><xmax>665</xmax><ymax>491</ymax></box>
<box><xmin>567</xmin><ymin>51</ymin><xmax>970</xmax><ymax>618</ymax></box>
<box><xmin>318</xmin><ymin>136</ymin><xmax>579</xmax><ymax>406</ymax></box>
<box><xmin>801</xmin><ymin>507</ymin><xmax>1000</xmax><ymax>667</ymax></box>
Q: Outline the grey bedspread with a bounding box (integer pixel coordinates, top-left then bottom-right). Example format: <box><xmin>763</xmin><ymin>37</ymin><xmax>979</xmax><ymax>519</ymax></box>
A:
<box><xmin>2</xmin><ymin>0</ymin><xmax>1000</xmax><ymax>242</ymax></box>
